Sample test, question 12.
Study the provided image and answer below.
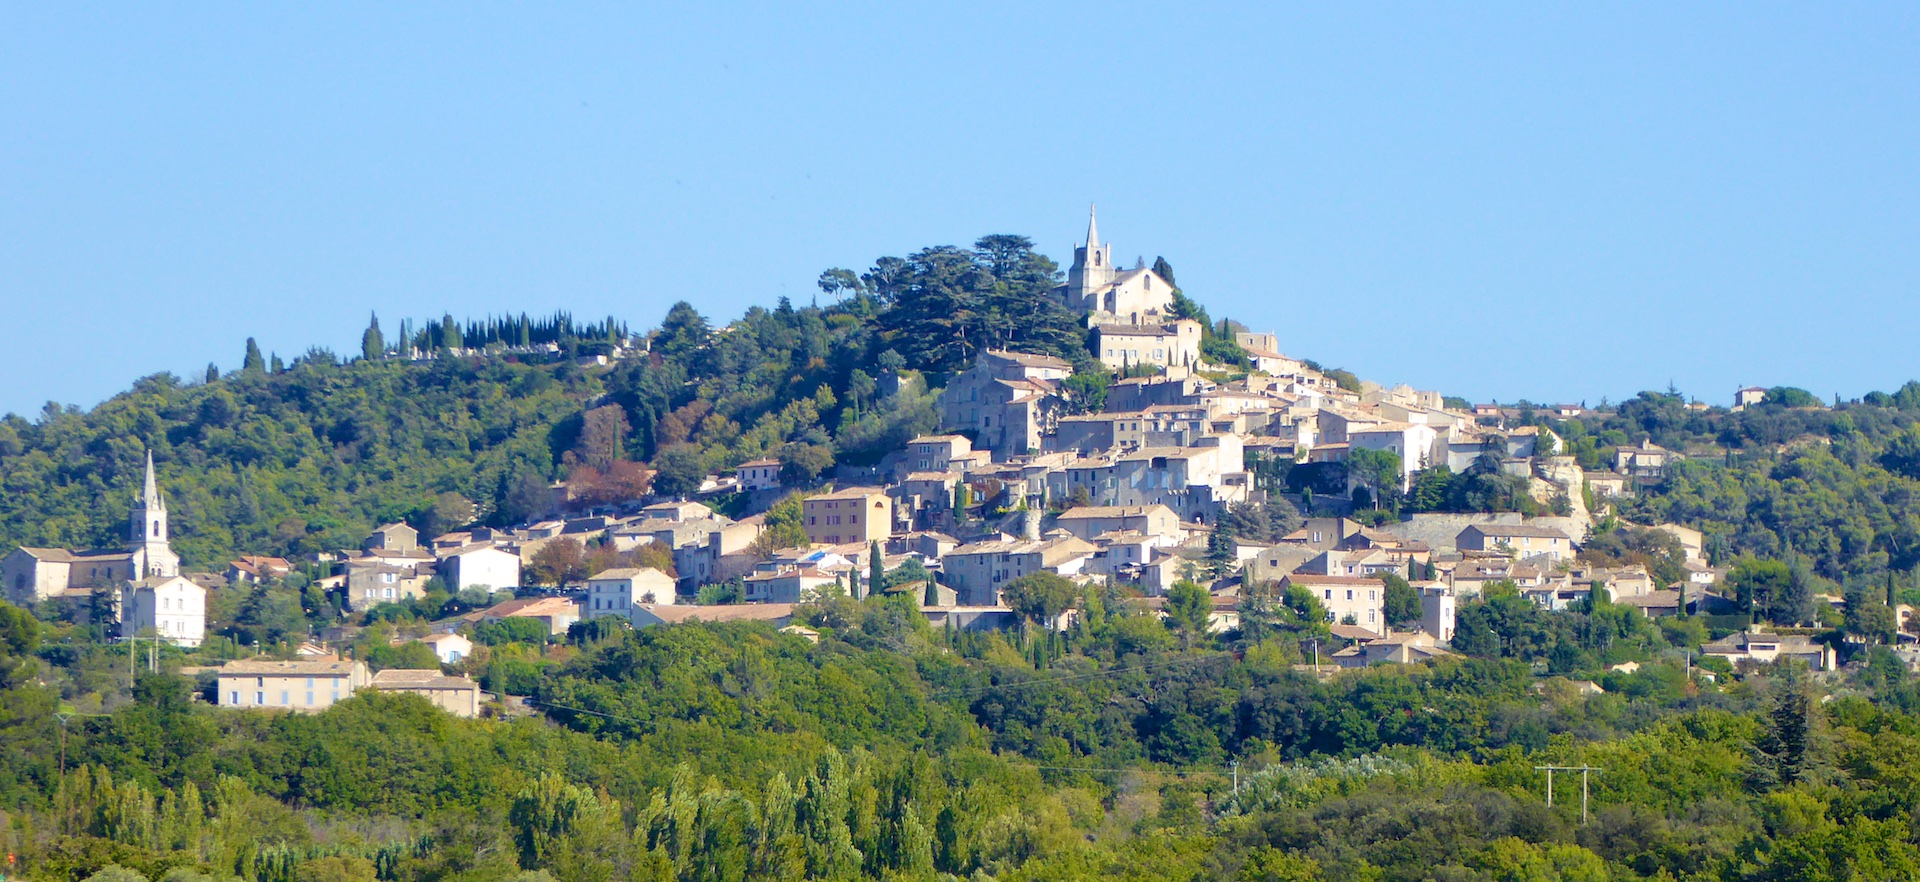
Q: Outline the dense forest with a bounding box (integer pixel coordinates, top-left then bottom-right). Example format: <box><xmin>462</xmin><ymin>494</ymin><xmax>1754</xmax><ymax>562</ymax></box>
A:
<box><xmin>12</xmin><ymin>577</ymin><xmax>1920</xmax><ymax>882</ymax></box>
<box><xmin>0</xmin><ymin>236</ymin><xmax>1097</xmax><ymax>568</ymax></box>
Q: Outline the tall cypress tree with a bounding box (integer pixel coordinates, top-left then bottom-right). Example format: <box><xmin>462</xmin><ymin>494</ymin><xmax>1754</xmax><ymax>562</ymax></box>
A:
<box><xmin>242</xmin><ymin>338</ymin><xmax>265</xmax><ymax>374</ymax></box>
<box><xmin>870</xmin><ymin>541</ymin><xmax>885</xmax><ymax>595</ymax></box>
<box><xmin>361</xmin><ymin>313</ymin><xmax>385</xmax><ymax>361</ymax></box>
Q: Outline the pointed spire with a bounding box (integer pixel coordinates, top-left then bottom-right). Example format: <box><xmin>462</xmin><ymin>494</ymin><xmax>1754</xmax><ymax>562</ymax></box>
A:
<box><xmin>142</xmin><ymin>449</ymin><xmax>163</xmax><ymax>510</ymax></box>
<box><xmin>1085</xmin><ymin>203</ymin><xmax>1100</xmax><ymax>249</ymax></box>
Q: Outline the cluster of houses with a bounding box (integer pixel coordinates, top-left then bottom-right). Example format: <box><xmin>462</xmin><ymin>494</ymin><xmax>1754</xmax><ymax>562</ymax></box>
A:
<box><xmin>0</xmin><ymin>213</ymin><xmax>1853</xmax><ymax>720</ymax></box>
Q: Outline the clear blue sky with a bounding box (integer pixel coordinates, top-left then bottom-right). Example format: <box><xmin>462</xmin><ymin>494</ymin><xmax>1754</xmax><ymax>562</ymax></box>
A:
<box><xmin>4</xmin><ymin>3</ymin><xmax>1918</xmax><ymax>417</ymax></box>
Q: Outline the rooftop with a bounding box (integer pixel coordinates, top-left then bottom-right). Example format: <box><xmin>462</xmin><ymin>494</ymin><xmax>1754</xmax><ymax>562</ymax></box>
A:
<box><xmin>219</xmin><ymin>659</ymin><xmax>363</xmax><ymax>677</ymax></box>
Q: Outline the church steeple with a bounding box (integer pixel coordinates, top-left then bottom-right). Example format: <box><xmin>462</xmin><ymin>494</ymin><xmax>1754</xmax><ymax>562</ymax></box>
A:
<box><xmin>129</xmin><ymin>449</ymin><xmax>178</xmax><ymax>579</ymax></box>
<box><xmin>1066</xmin><ymin>204</ymin><xmax>1115</xmax><ymax>311</ymax></box>
<box><xmin>141</xmin><ymin>449</ymin><xmax>163</xmax><ymax>512</ymax></box>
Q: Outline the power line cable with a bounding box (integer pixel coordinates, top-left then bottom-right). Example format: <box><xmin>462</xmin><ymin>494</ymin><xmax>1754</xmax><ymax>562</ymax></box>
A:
<box><xmin>931</xmin><ymin>652</ymin><xmax>1234</xmax><ymax>699</ymax></box>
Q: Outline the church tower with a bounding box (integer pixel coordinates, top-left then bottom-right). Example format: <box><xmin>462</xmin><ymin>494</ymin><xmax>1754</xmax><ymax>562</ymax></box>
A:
<box><xmin>1065</xmin><ymin>205</ymin><xmax>1115</xmax><ymax>311</ymax></box>
<box><xmin>129</xmin><ymin>450</ymin><xmax>179</xmax><ymax>579</ymax></box>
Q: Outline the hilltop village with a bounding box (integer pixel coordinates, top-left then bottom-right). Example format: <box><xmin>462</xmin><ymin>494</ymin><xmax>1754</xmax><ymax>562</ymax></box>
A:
<box><xmin>1</xmin><ymin>211</ymin><xmax>1837</xmax><ymax>718</ymax></box>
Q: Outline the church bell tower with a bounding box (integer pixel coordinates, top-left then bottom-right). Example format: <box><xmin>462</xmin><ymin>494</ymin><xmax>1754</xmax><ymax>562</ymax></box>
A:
<box><xmin>1065</xmin><ymin>205</ymin><xmax>1115</xmax><ymax>311</ymax></box>
<box><xmin>129</xmin><ymin>450</ymin><xmax>179</xmax><ymax>579</ymax></box>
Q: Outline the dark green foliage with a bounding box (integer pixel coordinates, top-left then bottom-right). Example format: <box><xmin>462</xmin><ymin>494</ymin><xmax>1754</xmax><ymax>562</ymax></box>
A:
<box><xmin>1215</xmin><ymin>499</ymin><xmax>1302</xmax><ymax>544</ymax></box>
<box><xmin>1380</xmin><ymin>573</ymin><xmax>1421</xmax><ymax>628</ymax></box>
<box><xmin>0</xmin><ymin>357</ymin><xmax>584</xmax><ymax>567</ymax></box>
<box><xmin>1404</xmin><ymin>464</ymin><xmax>1545</xmax><ymax>515</ymax></box>
<box><xmin>1763</xmin><ymin>386</ymin><xmax>1821</xmax><ymax>409</ymax></box>
<box><xmin>473</xmin><ymin>616</ymin><xmax>551</xmax><ymax>647</ymax></box>
<box><xmin>359</xmin><ymin>640</ymin><xmax>440</xmax><ymax>672</ymax></box>
<box><xmin>1000</xmin><ymin>572</ymin><xmax>1078</xmax><ymax>630</ymax></box>
<box><xmin>242</xmin><ymin>339</ymin><xmax>264</xmax><ymax>375</ymax></box>
<box><xmin>360</xmin><ymin>314</ymin><xmax>384</xmax><ymax>362</ymax></box>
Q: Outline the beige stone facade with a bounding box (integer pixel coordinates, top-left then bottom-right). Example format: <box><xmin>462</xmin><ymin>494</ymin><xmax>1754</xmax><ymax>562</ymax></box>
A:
<box><xmin>803</xmin><ymin>487</ymin><xmax>893</xmax><ymax>546</ymax></box>
<box><xmin>218</xmin><ymin>659</ymin><xmax>371</xmax><ymax>712</ymax></box>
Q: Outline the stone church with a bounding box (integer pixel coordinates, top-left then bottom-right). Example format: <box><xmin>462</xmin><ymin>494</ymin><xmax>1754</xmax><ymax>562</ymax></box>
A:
<box><xmin>2</xmin><ymin>451</ymin><xmax>206</xmax><ymax>646</ymax></box>
<box><xmin>1057</xmin><ymin>206</ymin><xmax>1179</xmax><ymax>328</ymax></box>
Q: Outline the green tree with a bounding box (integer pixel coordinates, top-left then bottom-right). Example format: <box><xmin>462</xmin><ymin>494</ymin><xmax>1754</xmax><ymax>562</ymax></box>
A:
<box><xmin>1165</xmin><ymin>580</ymin><xmax>1213</xmax><ymax>647</ymax></box>
<box><xmin>1001</xmin><ymin>572</ymin><xmax>1078</xmax><ymax>633</ymax></box>
<box><xmin>1150</xmin><ymin>256</ymin><xmax>1176</xmax><ymax>288</ymax></box>
<box><xmin>847</xmin><ymin>369</ymin><xmax>876</xmax><ymax>419</ymax></box>
<box><xmin>243</xmin><ymin>337</ymin><xmax>265</xmax><ymax>374</ymax></box>
<box><xmin>1751</xmin><ymin>665</ymin><xmax>1827</xmax><ymax>789</ymax></box>
<box><xmin>1346</xmin><ymin>448</ymin><xmax>1403</xmax><ymax>512</ymax></box>
<box><xmin>651</xmin><ymin>444</ymin><xmax>708</xmax><ymax>498</ymax></box>
<box><xmin>777</xmin><ymin>442</ymin><xmax>835</xmax><ymax>487</ymax></box>
<box><xmin>361</xmin><ymin>313</ymin><xmax>384</xmax><ymax>361</ymax></box>
<box><xmin>1380</xmin><ymin>573</ymin><xmax>1422</xmax><ymax>629</ymax></box>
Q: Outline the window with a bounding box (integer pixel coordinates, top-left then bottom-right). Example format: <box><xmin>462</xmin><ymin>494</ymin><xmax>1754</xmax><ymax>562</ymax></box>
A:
<box><xmin>1346</xmin><ymin>590</ymin><xmax>1354</xmax><ymax>600</ymax></box>
<box><xmin>306</xmin><ymin>692</ymin><xmax>315</xmax><ymax>705</ymax></box>
<box><xmin>1369</xmin><ymin>591</ymin><xmax>1377</xmax><ymax>601</ymax></box>
<box><xmin>281</xmin><ymin>691</ymin><xmax>289</xmax><ymax>705</ymax></box>
<box><xmin>256</xmin><ymin>691</ymin><xmax>265</xmax><ymax>705</ymax></box>
<box><xmin>230</xmin><ymin>691</ymin><xmax>240</xmax><ymax>705</ymax></box>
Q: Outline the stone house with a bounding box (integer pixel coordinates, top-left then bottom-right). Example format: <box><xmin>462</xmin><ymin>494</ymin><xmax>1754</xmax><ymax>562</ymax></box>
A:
<box><xmin>803</xmin><ymin>487</ymin><xmax>893</xmax><ymax>546</ymax></box>
<box><xmin>218</xmin><ymin>659</ymin><xmax>371</xmax><ymax>712</ymax></box>
<box><xmin>585</xmin><ymin>567</ymin><xmax>678</xmax><ymax>619</ymax></box>
<box><xmin>939</xmin><ymin>350</ymin><xmax>1072</xmax><ymax>457</ymax></box>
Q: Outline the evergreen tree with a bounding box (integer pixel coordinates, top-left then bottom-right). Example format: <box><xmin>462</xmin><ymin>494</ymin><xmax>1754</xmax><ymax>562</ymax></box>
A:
<box><xmin>1381</xmin><ymin>573</ymin><xmax>1422</xmax><ymax>628</ymax></box>
<box><xmin>1751</xmin><ymin>665</ymin><xmax>1827</xmax><ymax>789</ymax></box>
<box><xmin>204</xmin><ymin>363</ymin><xmax>219</xmax><ymax>384</ymax></box>
<box><xmin>869</xmin><ymin>541</ymin><xmax>884</xmax><ymax>595</ymax></box>
<box><xmin>1151</xmin><ymin>256</ymin><xmax>1176</xmax><ymax>288</ymax></box>
<box><xmin>242</xmin><ymin>338</ymin><xmax>265</xmax><ymax>374</ymax></box>
<box><xmin>361</xmin><ymin>313</ymin><xmax>384</xmax><ymax>361</ymax></box>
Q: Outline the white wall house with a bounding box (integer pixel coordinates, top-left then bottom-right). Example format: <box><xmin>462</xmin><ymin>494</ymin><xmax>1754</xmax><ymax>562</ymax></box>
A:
<box><xmin>585</xmin><ymin>567</ymin><xmax>678</xmax><ymax>620</ymax></box>
<box><xmin>421</xmin><ymin>632</ymin><xmax>473</xmax><ymax>664</ymax></box>
<box><xmin>121</xmin><ymin>575</ymin><xmax>207</xmax><ymax>647</ymax></box>
<box><xmin>441</xmin><ymin>545</ymin><xmax>521</xmax><ymax>593</ymax></box>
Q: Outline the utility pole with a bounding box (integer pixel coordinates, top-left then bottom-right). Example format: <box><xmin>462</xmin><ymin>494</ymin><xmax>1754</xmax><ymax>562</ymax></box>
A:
<box><xmin>1535</xmin><ymin>764</ymin><xmax>1602</xmax><ymax>824</ymax></box>
<box><xmin>55</xmin><ymin>712</ymin><xmax>71</xmax><ymax>780</ymax></box>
